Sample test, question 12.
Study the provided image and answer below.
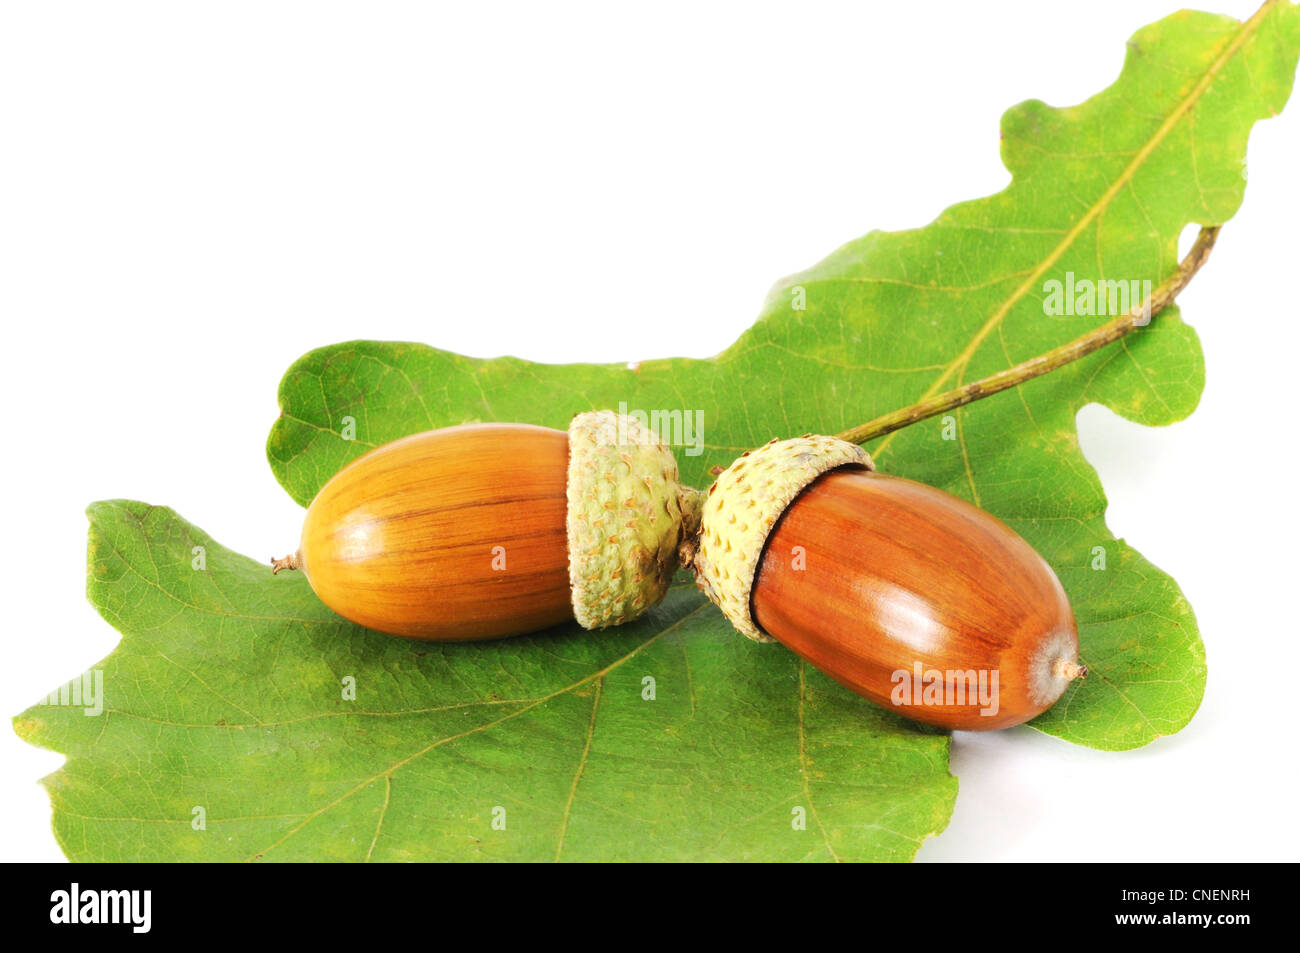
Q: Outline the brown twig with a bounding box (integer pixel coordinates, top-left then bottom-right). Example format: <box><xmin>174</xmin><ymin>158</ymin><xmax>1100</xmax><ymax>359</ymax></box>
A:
<box><xmin>835</xmin><ymin>226</ymin><xmax>1220</xmax><ymax>446</ymax></box>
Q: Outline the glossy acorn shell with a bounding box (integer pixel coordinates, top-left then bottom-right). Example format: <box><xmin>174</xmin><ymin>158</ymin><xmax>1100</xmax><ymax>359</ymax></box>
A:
<box><xmin>297</xmin><ymin>423</ymin><xmax>573</xmax><ymax>641</ymax></box>
<box><xmin>750</xmin><ymin>468</ymin><xmax>1079</xmax><ymax>730</ymax></box>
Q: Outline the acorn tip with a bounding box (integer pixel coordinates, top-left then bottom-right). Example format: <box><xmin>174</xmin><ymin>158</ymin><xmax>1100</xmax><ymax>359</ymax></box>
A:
<box><xmin>1053</xmin><ymin>658</ymin><xmax>1087</xmax><ymax>681</ymax></box>
<box><xmin>271</xmin><ymin>552</ymin><xmax>301</xmax><ymax>575</ymax></box>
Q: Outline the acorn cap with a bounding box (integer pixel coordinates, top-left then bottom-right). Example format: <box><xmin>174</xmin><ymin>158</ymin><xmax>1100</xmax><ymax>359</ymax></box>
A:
<box><xmin>566</xmin><ymin>411</ymin><xmax>704</xmax><ymax>629</ymax></box>
<box><xmin>694</xmin><ymin>434</ymin><xmax>872</xmax><ymax>642</ymax></box>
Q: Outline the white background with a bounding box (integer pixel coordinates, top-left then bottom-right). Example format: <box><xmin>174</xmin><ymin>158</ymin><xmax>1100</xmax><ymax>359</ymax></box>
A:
<box><xmin>1</xmin><ymin>1</ymin><xmax>1296</xmax><ymax>862</ymax></box>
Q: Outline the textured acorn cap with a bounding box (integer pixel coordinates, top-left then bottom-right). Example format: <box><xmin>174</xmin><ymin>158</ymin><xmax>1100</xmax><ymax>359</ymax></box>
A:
<box><xmin>566</xmin><ymin>411</ymin><xmax>704</xmax><ymax>629</ymax></box>
<box><xmin>694</xmin><ymin>434</ymin><xmax>872</xmax><ymax>642</ymax></box>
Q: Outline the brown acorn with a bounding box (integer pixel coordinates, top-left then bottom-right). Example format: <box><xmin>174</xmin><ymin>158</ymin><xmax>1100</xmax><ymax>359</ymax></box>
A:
<box><xmin>692</xmin><ymin>435</ymin><xmax>1082</xmax><ymax>731</ymax></box>
<box><xmin>272</xmin><ymin>413</ymin><xmax>702</xmax><ymax>641</ymax></box>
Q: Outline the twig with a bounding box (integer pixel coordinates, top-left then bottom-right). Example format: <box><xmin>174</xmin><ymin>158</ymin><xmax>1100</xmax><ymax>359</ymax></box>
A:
<box><xmin>835</xmin><ymin>226</ymin><xmax>1220</xmax><ymax>446</ymax></box>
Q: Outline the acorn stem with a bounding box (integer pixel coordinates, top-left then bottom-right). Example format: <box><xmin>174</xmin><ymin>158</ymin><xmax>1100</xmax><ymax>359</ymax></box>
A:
<box><xmin>271</xmin><ymin>551</ymin><xmax>301</xmax><ymax>574</ymax></box>
<box><xmin>835</xmin><ymin>225</ymin><xmax>1221</xmax><ymax>447</ymax></box>
<box><xmin>1053</xmin><ymin>658</ymin><xmax>1088</xmax><ymax>681</ymax></box>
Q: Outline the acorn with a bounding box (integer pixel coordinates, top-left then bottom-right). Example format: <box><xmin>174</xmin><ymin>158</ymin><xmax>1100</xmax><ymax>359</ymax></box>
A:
<box><xmin>691</xmin><ymin>435</ymin><xmax>1083</xmax><ymax>730</ymax></box>
<box><xmin>272</xmin><ymin>411</ymin><xmax>703</xmax><ymax>641</ymax></box>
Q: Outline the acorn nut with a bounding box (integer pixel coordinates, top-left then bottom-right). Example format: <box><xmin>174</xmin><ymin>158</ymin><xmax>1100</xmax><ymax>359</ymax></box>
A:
<box><xmin>274</xmin><ymin>412</ymin><xmax>701</xmax><ymax>641</ymax></box>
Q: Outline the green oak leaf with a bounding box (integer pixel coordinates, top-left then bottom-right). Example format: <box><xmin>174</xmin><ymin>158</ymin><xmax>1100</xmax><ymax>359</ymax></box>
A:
<box><xmin>15</xmin><ymin>3</ymin><xmax>1300</xmax><ymax>862</ymax></box>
